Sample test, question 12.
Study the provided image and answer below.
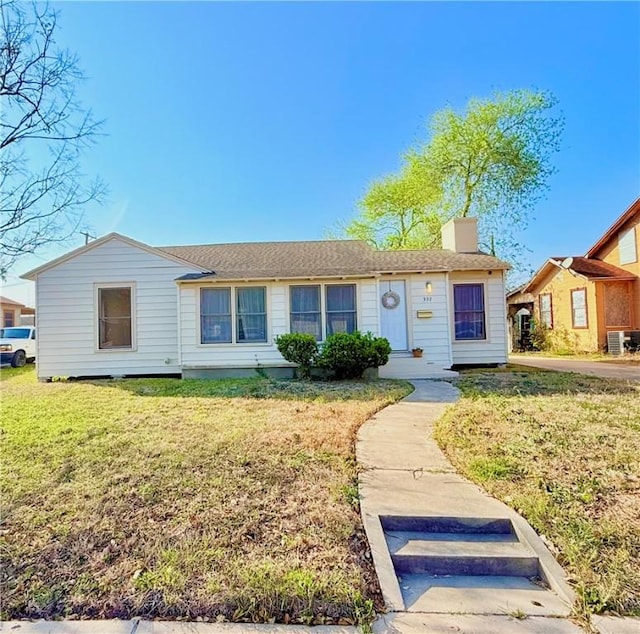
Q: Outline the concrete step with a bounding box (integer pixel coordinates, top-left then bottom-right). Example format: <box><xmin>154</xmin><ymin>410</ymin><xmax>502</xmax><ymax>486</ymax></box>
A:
<box><xmin>379</xmin><ymin>356</ymin><xmax>459</xmax><ymax>380</ymax></box>
<box><xmin>397</xmin><ymin>573</ymin><xmax>571</xmax><ymax>615</ymax></box>
<box><xmin>381</xmin><ymin>515</ymin><xmax>515</xmax><ymax>534</ymax></box>
<box><xmin>383</xmin><ymin>517</ymin><xmax>540</xmax><ymax>577</ymax></box>
<box><xmin>393</xmin><ymin>552</ymin><xmax>540</xmax><ymax>577</ymax></box>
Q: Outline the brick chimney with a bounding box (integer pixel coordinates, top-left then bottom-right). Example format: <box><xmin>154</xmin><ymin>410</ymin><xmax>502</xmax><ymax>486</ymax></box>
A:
<box><xmin>441</xmin><ymin>217</ymin><xmax>478</xmax><ymax>253</ymax></box>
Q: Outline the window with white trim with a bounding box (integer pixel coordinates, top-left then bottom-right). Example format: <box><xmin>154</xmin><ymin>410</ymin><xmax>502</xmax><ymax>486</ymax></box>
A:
<box><xmin>326</xmin><ymin>284</ymin><xmax>357</xmax><ymax>335</ymax></box>
<box><xmin>201</xmin><ymin>288</ymin><xmax>232</xmax><ymax>343</ymax></box>
<box><xmin>453</xmin><ymin>284</ymin><xmax>486</xmax><ymax>340</ymax></box>
<box><xmin>200</xmin><ymin>286</ymin><xmax>267</xmax><ymax>344</ymax></box>
<box><xmin>571</xmin><ymin>288</ymin><xmax>588</xmax><ymax>328</ymax></box>
<box><xmin>237</xmin><ymin>287</ymin><xmax>267</xmax><ymax>342</ymax></box>
<box><xmin>539</xmin><ymin>293</ymin><xmax>553</xmax><ymax>329</ymax></box>
<box><xmin>619</xmin><ymin>227</ymin><xmax>637</xmax><ymax>265</ymax></box>
<box><xmin>98</xmin><ymin>287</ymin><xmax>132</xmax><ymax>349</ymax></box>
<box><xmin>290</xmin><ymin>285</ymin><xmax>322</xmax><ymax>340</ymax></box>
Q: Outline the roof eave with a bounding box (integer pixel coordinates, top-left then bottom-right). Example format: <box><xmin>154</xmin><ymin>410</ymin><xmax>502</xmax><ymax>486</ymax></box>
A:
<box><xmin>585</xmin><ymin>197</ymin><xmax>640</xmax><ymax>258</ymax></box>
<box><xmin>20</xmin><ymin>232</ymin><xmax>207</xmax><ymax>280</ymax></box>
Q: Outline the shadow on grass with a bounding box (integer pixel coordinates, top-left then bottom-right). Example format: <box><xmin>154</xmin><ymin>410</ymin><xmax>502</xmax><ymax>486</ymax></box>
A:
<box><xmin>452</xmin><ymin>369</ymin><xmax>639</xmax><ymax>398</ymax></box>
<box><xmin>87</xmin><ymin>375</ymin><xmax>412</xmax><ymax>403</ymax></box>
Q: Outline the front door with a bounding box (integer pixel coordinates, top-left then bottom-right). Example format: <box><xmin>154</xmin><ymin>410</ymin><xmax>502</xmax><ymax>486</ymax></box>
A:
<box><xmin>380</xmin><ymin>280</ymin><xmax>408</xmax><ymax>351</ymax></box>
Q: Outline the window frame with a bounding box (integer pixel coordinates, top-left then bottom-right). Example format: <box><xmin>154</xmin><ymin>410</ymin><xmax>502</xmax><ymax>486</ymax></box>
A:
<box><xmin>539</xmin><ymin>293</ymin><xmax>553</xmax><ymax>329</ymax></box>
<box><xmin>618</xmin><ymin>226</ymin><xmax>638</xmax><ymax>265</ymax></box>
<box><xmin>200</xmin><ymin>287</ymin><xmax>232</xmax><ymax>344</ymax></box>
<box><xmin>95</xmin><ymin>283</ymin><xmax>136</xmax><ymax>352</ymax></box>
<box><xmin>198</xmin><ymin>285</ymin><xmax>270</xmax><ymax>346</ymax></box>
<box><xmin>236</xmin><ymin>286</ymin><xmax>267</xmax><ymax>343</ymax></box>
<box><xmin>289</xmin><ymin>285</ymin><xmax>322</xmax><ymax>341</ymax></box>
<box><xmin>3</xmin><ymin>310</ymin><xmax>15</xmax><ymax>328</ymax></box>
<box><xmin>452</xmin><ymin>283</ymin><xmax>486</xmax><ymax>341</ymax></box>
<box><xmin>570</xmin><ymin>287</ymin><xmax>589</xmax><ymax>329</ymax></box>
<box><xmin>325</xmin><ymin>283</ymin><xmax>358</xmax><ymax>336</ymax></box>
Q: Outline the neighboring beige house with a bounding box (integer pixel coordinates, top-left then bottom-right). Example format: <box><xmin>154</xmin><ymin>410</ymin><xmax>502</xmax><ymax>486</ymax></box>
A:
<box><xmin>0</xmin><ymin>296</ymin><xmax>34</xmax><ymax>328</ymax></box>
<box><xmin>523</xmin><ymin>197</ymin><xmax>640</xmax><ymax>352</ymax></box>
<box><xmin>22</xmin><ymin>217</ymin><xmax>511</xmax><ymax>381</ymax></box>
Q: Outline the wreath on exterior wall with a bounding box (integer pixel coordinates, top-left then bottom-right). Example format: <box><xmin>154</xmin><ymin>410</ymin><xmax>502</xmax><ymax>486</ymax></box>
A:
<box><xmin>381</xmin><ymin>290</ymin><xmax>401</xmax><ymax>310</ymax></box>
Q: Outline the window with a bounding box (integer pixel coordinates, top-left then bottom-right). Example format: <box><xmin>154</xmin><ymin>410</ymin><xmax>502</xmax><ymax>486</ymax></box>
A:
<box><xmin>571</xmin><ymin>288</ymin><xmax>588</xmax><ymax>328</ymax></box>
<box><xmin>237</xmin><ymin>287</ymin><xmax>267</xmax><ymax>342</ymax></box>
<box><xmin>326</xmin><ymin>284</ymin><xmax>357</xmax><ymax>335</ymax></box>
<box><xmin>539</xmin><ymin>293</ymin><xmax>553</xmax><ymax>329</ymax></box>
<box><xmin>98</xmin><ymin>287</ymin><xmax>132</xmax><ymax>349</ymax></box>
<box><xmin>3</xmin><ymin>310</ymin><xmax>15</xmax><ymax>328</ymax></box>
<box><xmin>200</xmin><ymin>287</ymin><xmax>267</xmax><ymax>344</ymax></box>
<box><xmin>619</xmin><ymin>227</ymin><xmax>637</xmax><ymax>265</ymax></box>
<box><xmin>201</xmin><ymin>288</ymin><xmax>232</xmax><ymax>343</ymax></box>
<box><xmin>453</xmin><ymin>284</ymin><xmax>485</xmax><ymax>340</ymax></box>
<box><xmin>290</xmin><ymin>285</ymin><xmax>321</xmax><ymax>340</ymax></box>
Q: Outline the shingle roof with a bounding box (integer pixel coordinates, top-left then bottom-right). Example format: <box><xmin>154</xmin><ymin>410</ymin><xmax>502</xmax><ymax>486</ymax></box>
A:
<box><xmin>552</xmin><ymin>256</ymin><xmax>636</xmax><ymax>280</ymax></box>
<box><xmin>158</xmin><ymin>240</ymin><xmax>510</xmax><ymax>281</ymax></box>
<box><xmin>0</xmin><ymin>296</ymin><xmax>25</xmax><ymax>307</ymax></box>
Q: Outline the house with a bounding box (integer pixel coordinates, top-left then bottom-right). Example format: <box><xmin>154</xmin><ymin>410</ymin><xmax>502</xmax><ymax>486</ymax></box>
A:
<box><xmin>0</xmin><ymin>296</ymin><xmax>34</xmax><ymax>328</ymax></box>
<box><xmin>505</xmin><ymin>285</ymin><xmax>534</xmax><ymax>352</ymax></box>
<box><xmin>21</xmin><ymin>217</ymin><xmax>510</xmax><ymax>381</ymax></box>
<box><xmin>523</xmin><ymin>197</ymin><xmax>640</xmax><ymax>352</ymax></box>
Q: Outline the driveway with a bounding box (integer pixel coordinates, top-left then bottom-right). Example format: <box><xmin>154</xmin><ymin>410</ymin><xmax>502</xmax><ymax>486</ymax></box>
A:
<box><xmin>510</xmin><ymin>355</ymin><xmax>640</xmax><ymax>381</ymax></box>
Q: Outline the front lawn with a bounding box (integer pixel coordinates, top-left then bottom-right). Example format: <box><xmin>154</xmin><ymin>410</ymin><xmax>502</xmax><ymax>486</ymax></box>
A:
<box><xmin>0</xmin><ymin>366</ymin><xmax>410</xmax><ymax>624</ymax></box>
<box><xmin>435</xmin><ymin>370</ymin><xmax>640</xmax><ymax>617</ymax></box>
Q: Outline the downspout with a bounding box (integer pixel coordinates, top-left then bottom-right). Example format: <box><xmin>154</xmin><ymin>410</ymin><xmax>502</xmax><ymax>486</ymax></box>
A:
<box><xmin>444</xmin><ymin>272</ymin><xmax>454</xmax><ymax>369</ymax></box>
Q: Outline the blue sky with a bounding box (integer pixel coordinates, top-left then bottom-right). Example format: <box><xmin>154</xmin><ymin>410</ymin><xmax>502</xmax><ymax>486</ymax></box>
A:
<box><xmin>5</xmin><ymin>0</ymin><xmax>640</xmax><ymax>304</ymax></box>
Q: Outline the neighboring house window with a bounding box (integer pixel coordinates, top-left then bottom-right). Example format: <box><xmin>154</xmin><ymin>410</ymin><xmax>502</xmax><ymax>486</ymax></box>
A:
<box><xmin>571</xmin><ymin>288</ymin><xmax>588</xmax><ymax>328</ymax></box>
<box><xmin>3</xmin><ymin>310</ymin><xmax>15</xmax><ymax>327</ymax></box>
<box><xmin>326</xmin><ymin>284</ymin><xmax>357</xmax><ymax>335</ymax></box>
<box><xmin>290</xmin><ymin>285</ymin><xmax>322</xmax><ymax>340</ymax></box>
<box><xmin>539</xmin><ymin>293</ymin><xmax>553</xmax><ymax>329</ymax></box>
<box><xmin>98</xmin><ymin>287</ymin><xmax>132</xmax><ymax>349</ymax></box>
<box><xmin>237</xmin><ymin>287</ymin><xmax>267</xmax><ymax>342</ymax></box>
<box><xmin>201</xmin><ymin>288</ymin><xmax>232</xmax><ymax>343</ymax></box>
<box><xmin>619</xmin><ymin>227</ymin><xmax>637</xmax><ymax>265</ymax></box>
<box><xmin>453</xmin><ymin>284</ymin><xmax>486</xmax><ymax>340</ymax></box>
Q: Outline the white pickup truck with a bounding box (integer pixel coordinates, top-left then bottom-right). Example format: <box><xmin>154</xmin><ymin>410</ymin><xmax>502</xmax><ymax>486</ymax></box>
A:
<box><xmin>0</xmin><ymin>326</ymin><xmax>37</xmax><ymax>367</ymax></box>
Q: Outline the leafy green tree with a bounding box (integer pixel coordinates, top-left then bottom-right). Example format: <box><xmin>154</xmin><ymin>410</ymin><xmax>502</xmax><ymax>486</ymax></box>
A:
<box><xmin>343</xmin><ymin>89</ymin><xmax>563</xmax><ymax>270</ymax></box>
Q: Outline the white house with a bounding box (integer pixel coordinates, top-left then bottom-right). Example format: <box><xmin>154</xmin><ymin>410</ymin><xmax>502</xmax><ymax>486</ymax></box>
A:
<box><xmin>21</xmin><ymin>217</ymin><xmax>510</xmax><ymax>381</ymax></box>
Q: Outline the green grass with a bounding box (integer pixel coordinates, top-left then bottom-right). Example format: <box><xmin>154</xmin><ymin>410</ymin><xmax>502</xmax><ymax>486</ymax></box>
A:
<box><xmin>0</xmin><ymin>366</ymin><xmax>411</xmax><ymax>624</ymax></box>
<box><xmin>435</xmin><ymin>370</ymin><xmax>640</xmax><ymax>617</ymax></box>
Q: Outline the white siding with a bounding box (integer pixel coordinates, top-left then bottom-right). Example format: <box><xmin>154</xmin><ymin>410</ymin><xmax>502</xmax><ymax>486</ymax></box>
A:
<box><xmin>450</xmin><ymin>271</ymin><xmax>508</xmax><ymax>365</ymax></box>
<box><xmin>406</xmin><ymin>274</ymin><xmax>451</xmax><ymax>368</ymax></box>
<box><xmin>179</xmin><ymin>278</ymin><xmax>380</xmax><ymax>368</ymax></box>
<box><xmin>35</xmin><ymin>238</ymin><xmax>199</xmax><ymax>378</ymax></box>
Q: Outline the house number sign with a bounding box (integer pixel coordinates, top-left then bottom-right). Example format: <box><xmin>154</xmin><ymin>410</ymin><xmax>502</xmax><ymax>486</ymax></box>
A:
<box><xmin>381</xmin><ymin>290</ymin><xmax>401</xmax><ymax>310</ymax></box>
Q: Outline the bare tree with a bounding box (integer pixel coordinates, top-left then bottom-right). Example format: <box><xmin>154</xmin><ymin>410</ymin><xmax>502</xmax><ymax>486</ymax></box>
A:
<box><xmin>0</xmin><ymin>0</ymin><xmax>105</xmax><ymax>275</ymax></box>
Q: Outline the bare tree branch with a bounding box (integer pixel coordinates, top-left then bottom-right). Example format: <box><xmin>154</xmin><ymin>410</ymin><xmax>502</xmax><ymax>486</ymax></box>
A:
<box><xmin>0</xmin><ymin>0</ymin><xmax>106</xmax><ymax>274</ymax></box>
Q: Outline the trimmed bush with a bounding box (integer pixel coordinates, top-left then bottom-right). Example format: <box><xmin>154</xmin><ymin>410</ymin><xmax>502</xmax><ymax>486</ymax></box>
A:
<box><xmin>275</xmin><ymin>333</ymin><xmax>319</xmax><ymax>379</ymax></box>
<box><xmin>318</xmin><ymin>331</ymin><xmax>391</xmax><ymax>380</ymax></box>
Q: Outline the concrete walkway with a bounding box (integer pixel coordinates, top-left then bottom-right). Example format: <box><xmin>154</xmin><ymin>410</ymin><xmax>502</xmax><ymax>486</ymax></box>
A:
<box><xmin>357</xmin><ymin>380</ymin><xmax>582</xmax><ymax>633</ymax></box>
<box><xmin>510</xmin><ymin>355</ymin><xmax>640</xmax><ymax>381</ymax></box>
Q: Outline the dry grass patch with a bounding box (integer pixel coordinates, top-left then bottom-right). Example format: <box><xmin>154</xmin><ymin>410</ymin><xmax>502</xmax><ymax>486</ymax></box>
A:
<box><xmin>435</xmin><ymin>370</ymin><xmax>640</xmax><ymax>616</ymax></box>
<box><xmin>0</xmin><ymin>367</ymin><xmax>410</xmax><ymax>624</ymax></box>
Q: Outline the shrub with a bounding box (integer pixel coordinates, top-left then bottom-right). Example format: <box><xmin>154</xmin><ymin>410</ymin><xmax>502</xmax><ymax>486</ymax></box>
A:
<box><xmin>530</xmin><ymin>318</ymin><xmax>582</xmax><ymax>354</ymax></box>
<box><xmin>318</xmin><ymin>331</ymin><xmax>391</xmax><ymax>380</ymax></box>
<box><xmin>275</xmin><ymin>333</ymin><xmax>319</xmax><ymax>379</ymax></box>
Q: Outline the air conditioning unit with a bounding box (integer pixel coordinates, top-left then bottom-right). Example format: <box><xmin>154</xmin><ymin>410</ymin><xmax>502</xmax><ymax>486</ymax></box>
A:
<box><xmin>607</xmin><ymin>331</ymin><xmax>625</xmax><ymax>356</ymax></box>
<box><xmin>607</xmin><ymin>330</ymin><xmax>640</xmax><ymax>355</ymax></box>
